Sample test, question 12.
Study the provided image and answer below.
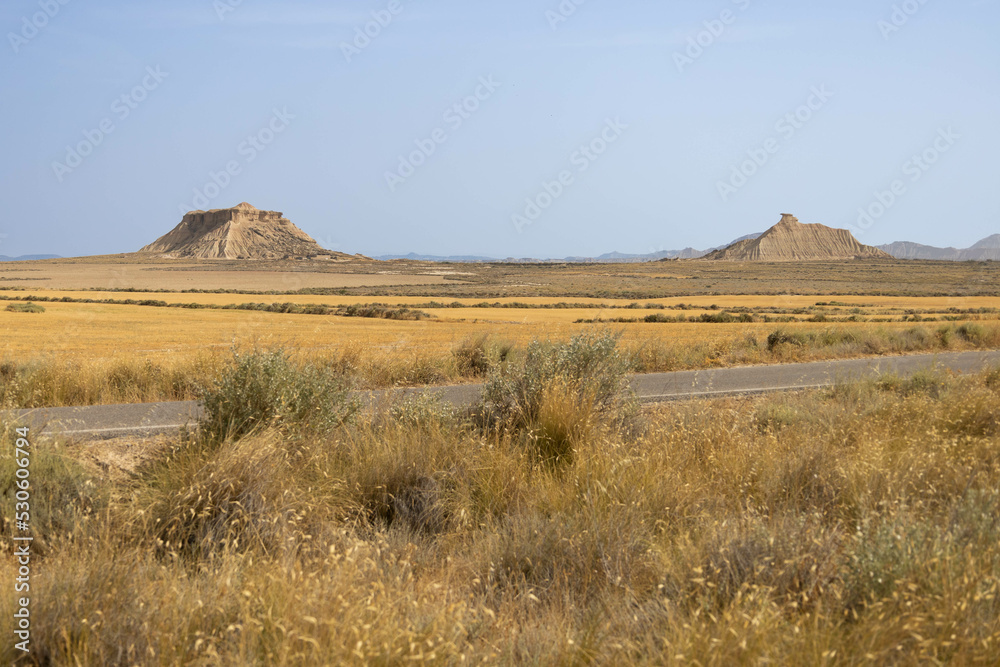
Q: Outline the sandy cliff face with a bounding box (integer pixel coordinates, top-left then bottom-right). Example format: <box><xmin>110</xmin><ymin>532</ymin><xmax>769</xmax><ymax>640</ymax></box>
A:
<box><xmin>703</xmin><ymin>214</ymin><xmax>891</xmax><ymax>261</ymax></box>
<box><xmin>140</xmin><ymin>203</ymin><xmax>333</xmax><ymax>259</ymax></box>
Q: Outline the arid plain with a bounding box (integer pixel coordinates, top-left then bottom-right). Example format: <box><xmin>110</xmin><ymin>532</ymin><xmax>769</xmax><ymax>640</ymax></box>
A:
<box><xmin>2</xmin><ymin>255</ymin><xmax>999</xmax><ymax>404</ymax></box>
<box><xmin>3</xmin><ymin>253</ymin><xmax>1000</xmax><ymax>665</ymax></box>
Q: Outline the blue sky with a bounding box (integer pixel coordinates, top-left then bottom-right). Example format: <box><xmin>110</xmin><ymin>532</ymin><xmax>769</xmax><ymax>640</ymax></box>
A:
<box><xmin>1</xmin><ymin>0</ymin><xmax>998</xmax><ymax>258</ymax></box>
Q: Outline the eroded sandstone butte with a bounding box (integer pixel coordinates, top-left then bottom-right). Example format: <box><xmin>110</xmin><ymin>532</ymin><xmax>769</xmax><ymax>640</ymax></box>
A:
<box><xmin>140</xmin><ymin>203</ymin><xmax>336</xmax><ymax>260</ymax></box>
<box><xmin>703</xmin><ymin>214</ymin><xmax>891</xmax><ymax>261</ymax></box>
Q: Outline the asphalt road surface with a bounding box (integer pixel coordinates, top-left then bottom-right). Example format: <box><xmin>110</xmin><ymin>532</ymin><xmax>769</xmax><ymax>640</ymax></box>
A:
<box><xmin>6</xmin><ymin>350</ymin><xmax>999</xmax><ymax>440</ymax></box>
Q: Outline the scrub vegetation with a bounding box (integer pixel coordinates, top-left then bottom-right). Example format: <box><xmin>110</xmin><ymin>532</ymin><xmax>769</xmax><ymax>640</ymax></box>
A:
<box><xmin>2</xmin><ymin>336</ymin><xmax>998</xmax><ymax>664</ymax></box>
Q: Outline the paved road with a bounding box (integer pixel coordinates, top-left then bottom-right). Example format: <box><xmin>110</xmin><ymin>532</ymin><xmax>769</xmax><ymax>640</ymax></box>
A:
<box><xmin>6</xmin><ymin>350</ymin><xmax>999</xmax><ymax>440</ymax></box>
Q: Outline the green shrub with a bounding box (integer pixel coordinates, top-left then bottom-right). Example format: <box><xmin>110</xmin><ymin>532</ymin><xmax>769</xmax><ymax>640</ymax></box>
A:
<box><xmin>199</xmin><ymin>347</ymin><xmax>357</xmax><ymax>443</ymax></box>
<box><xmin>482</xmin><ymin>331</ymin><xmax>632</xmax><ymax>425</ymax></box>
<box><xmin>335</xmin><ymin>304</ymin><xmax>430</xmax><ymax>320</ymax></box>
<box><xmin>957</xmin><ymin>322</ymin><xmax>987</xmax><ymax>345</ymax></box>
<box><xmin>643</xmin><ymin>313</ymin><xmax>678</xmax><ymax>323</ymax></box>
<box><xmin>480</xmin><ymin>331</ymin><xmax>634</xmax><ymax>462</ymax></box>
<box><xmin>5</xmin><ymin>302</ymin><xmax>45</xmax><ymax>313</ymax></box>
<box><xmin>698</xmin><ymin>311</ymin><xmax>736</xmax><ymax>323</ymax></box>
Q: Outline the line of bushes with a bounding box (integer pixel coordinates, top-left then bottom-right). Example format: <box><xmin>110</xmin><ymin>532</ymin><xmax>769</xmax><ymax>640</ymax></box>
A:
<box><xmin>0</xmin><ymin>294</ymin><xmax>430</xmax><ymax>320</ymax></box>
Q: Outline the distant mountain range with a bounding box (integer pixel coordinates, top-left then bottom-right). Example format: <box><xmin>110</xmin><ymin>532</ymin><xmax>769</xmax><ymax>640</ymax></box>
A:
<box><xmin>0</xmin><ymin>254</ymin><xmax>61</xmax><ymax>261</ymax></box>
<box><xmin>378</xmin><ymin>232</ymin><xmax>999</xmax><ymax>263</ymax></box>
<box><xmin>5</xmin><ymin>232</ymin><xmax>999</xmax><ymax>264</ymax></box>
<box><xmin>374</xmin><ymin>252</ymin><xmax>502</xmax><ymax>263</ymax></box>
<box><xmin>876</xmin><ymin>234</ymin><xmax>1000</xmax><ymax>261</ymax></box>
<box><xmin>375</xmin><ymin>234</ymin><xmax>764</xmax><ymax>264</ymax></box>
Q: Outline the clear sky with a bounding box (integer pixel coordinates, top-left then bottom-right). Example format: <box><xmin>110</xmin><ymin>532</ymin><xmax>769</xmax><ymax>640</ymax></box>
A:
<box><xmin>1</xmin><ymin>0</ymin><xmax>998</xmax><ymax>258</ymax></box>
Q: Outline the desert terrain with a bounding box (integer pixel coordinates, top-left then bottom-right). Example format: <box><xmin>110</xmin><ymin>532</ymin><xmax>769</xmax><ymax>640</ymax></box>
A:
<box><xmin>1</xmin><ymin>254</ymin><xmax>998</xmax><ymax>404</ymax></box>
<box><xmin>2</xmin><ymin>236</ymin><xmax>1000</xmax><ymax>666</ymax></box>
<box><xmin>2</xmin><ymin>250</ymin><xmax>1000</xmax><ymax>665</ymax></box>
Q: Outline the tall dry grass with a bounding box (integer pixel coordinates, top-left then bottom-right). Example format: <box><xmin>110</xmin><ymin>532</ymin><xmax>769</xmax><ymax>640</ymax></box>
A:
<box><xmin>2</xmin><ymin>336</ymin><xmax>999</xmax><ymax>664</ymax></box>
<box><xmin>3</xmin><ymin>321</ymin><xmax>999</xmax><ymax>409</ymax></box>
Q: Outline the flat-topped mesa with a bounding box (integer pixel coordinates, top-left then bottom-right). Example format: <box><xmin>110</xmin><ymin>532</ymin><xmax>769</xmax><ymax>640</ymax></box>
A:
<box><xmin>140</xmin><ymin>203</ymin><xmax>334</xmax><ymax>260</ymax></box>
<box><xmin>703</xmin><ymin>213</ymin><xmax>891</xmax><ymax>262</ymax></box>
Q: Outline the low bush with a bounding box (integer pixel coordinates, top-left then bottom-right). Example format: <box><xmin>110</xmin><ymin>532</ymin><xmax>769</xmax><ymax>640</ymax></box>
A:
<box><xmin>957</xmin><ymin>322</ymin><xmax>988</xmax><ymax>345</ymax></box>
<box><xmin>697</xmin><ymin>311</ymin><xmax>737</xmax><ymax>323</ymax></box>
<box><xmin>199</xmin><ymin>347</ymin><xmax>357</xmax><ymax>443</ymax></box>
<box><xmin>480</xmin><ymin>331</ymin><xmax>634</xmax><ymax>463</ymax></box>
<box><xmin>5</xmin><ymin>301</ymin><xmax>45</xmax><ymax>313</ymax></box>
<box><xmin>767</xmin><ymin>329</ymin><xmax>808</xmax><ymax>350</ymax></box>
<box><xmin>335</xmin><ymin>304</ymin><xmax>430</xmax><ymax>320</ymax></box>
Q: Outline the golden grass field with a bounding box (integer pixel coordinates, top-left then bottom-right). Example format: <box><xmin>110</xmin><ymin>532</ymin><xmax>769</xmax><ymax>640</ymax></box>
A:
<box><xmin>3</xmin><ymin>295</ymin><xmax>998</xmax><ymax>360</ymax></box>
<box><xmin>1</xmin><ymin>256</ymin><xmax>998</xmax><ymax>406</ymax></box>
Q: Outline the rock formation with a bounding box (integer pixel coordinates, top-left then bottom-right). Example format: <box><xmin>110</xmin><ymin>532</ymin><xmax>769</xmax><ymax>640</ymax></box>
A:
<box><xmin>703</xmin><ymin>214</ymin><xmax>890</xmax><ymax>261</ymax></box>
<box><xmin>140</xmin><ymin>203</ymin><xmax>335</xmax><ymax>259</ymax></box>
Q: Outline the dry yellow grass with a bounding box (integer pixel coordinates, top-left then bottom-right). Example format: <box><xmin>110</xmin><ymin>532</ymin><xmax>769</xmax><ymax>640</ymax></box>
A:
<box><xmin>1</xmin><ymin>300</ymin><xmax>978</xmax><ymax>362</ymax></box>
<box><xmin>3</xmin><ymin>363</ymin><xmax>999</xmax><ymax>664</ymax></box>
<box><xmin>2</xmin><ymin>296</ymin><xmax>997</xmax><ymax>408</ymax></box>
<box><xmin>4</xmin><ymin>288</ymin><xmax>999</xmax><ymax>311</ymax></box>
<box><xmin>2</xmin><ymin>274</ymin><xmax>997</xmax><ymax>407</ymax></box>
